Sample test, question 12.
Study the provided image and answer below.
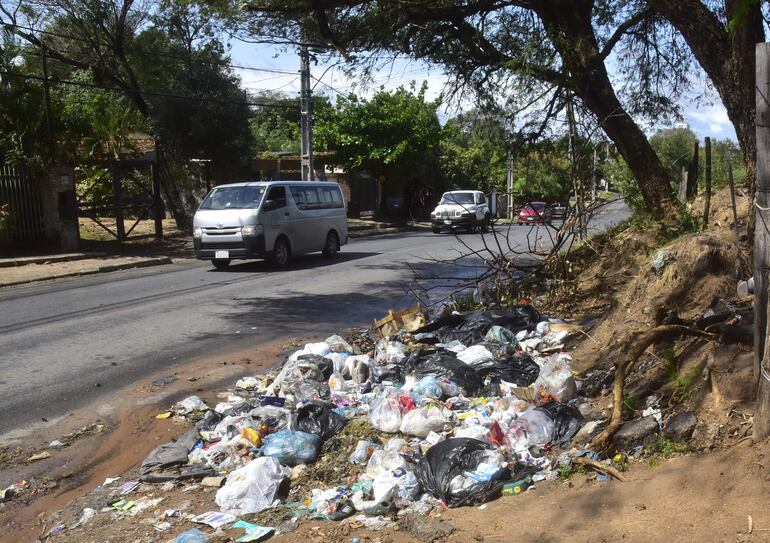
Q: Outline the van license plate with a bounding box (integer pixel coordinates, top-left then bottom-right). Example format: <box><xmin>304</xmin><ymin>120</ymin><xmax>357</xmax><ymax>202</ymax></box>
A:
<box><xmin>215</xmin><ymin>250</ymin><xmax>229</xmax><ymax>259</ymax></box>
<box><xmin>444</xmin><ymin>220</ymin><xmax>452</xmax><ymax>225</ymax></box>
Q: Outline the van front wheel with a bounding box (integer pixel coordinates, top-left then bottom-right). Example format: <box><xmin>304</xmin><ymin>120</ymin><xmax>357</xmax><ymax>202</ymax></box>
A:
<box><xmin>272</xmin><ymin>237</ymin><xmax>291</xmax><ymax>267</ymax></box>
<box><xmin>322</xmin><ymin>231</ymin><xmax>340</xmax><ymax>257</ymax></box>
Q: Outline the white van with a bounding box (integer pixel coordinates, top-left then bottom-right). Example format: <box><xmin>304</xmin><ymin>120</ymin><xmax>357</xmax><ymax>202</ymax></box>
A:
<box><xmin>193</xmin><ymin>181</ymin><xmax>348</xmax><ymax>269</ymax></box>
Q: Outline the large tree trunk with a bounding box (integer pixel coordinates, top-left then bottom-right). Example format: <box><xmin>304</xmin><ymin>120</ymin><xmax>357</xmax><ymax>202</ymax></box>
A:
<box><xmin>647</xmin><ymin>0</ymin><xmax>764</xmax><ymax>195</ymax></box>
<box><xmin>536</xmin><ymin>0</ymin><xmax>678</xmax><ymax>219</ymax></box>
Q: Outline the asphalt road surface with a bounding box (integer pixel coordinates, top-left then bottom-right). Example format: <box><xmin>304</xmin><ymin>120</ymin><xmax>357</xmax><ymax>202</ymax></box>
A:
<box><xmin>0</xmin><ymin>199</ymin><xmax>629</xmax><ymax>437</ymax></box>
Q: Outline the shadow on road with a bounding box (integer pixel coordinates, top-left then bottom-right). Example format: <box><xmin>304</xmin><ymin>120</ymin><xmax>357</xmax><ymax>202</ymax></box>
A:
<box><xmin>206</xmin><ymin>251</ymin><xmax>379</xmax><ymax>273</ymax></box>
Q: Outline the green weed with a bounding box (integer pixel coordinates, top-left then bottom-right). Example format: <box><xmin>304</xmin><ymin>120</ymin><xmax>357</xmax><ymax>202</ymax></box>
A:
<box><xmin>650</xmin><ymin>436</ymin><xmax>691</xmax><ymax>458</ymax></box>
<box><xmin>671</xmin><ymin>366</ymin><xmax>702</xmax><ymax>404</ymax></box>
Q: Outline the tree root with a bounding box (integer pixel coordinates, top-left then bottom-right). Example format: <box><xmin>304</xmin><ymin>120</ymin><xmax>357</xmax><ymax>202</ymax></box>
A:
<box><xmin>572</xmin><ymin>456</ymin><xmax>626</xmax><ymax>481</ymax></box>
<box><xmin>591</xmin><ymin>325</ymin><xmax>715</xmax><ymax>451</ymax></box>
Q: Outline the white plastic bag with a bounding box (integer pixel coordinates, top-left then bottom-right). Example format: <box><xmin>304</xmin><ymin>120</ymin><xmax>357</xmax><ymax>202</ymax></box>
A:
<box><xmin>457</xmin><ymin>345</ymin><xmax>495</xmax><ymax>366</ymax></box>
<box><xmin>215</xmin><ymin>457</ymin><xmax>290</xmax><ymax>514</ymax></box>
<box><xmin>516</xmin><ymin>409</ymin><xmax>556</xmax><ymax>446</ymax></box>
<box><xmin>365</xmin><ymin>439</ymin><xmax>408</xmax><ymax>478</ymax></box>
<box><xmin>399</xmin><ymin>404</ymin><xmax>455</xmax><ymax>437</ymax></box>
<box><xmin>174</xmin><ymin>395</ymin><xmax>208</xmax><ymax>415</ymax></box>
<box><xmin>304</xmin><ymin>342</ymin><xmax>332</xmax><ymax>356</ymax></box>
<box><xmin>369</xmin><ymin>395</ymin><xmax>402</xmax><ymax>433</ymax></box>
<box><xmin>345</xmin><ymin>355</ymin><xmax>372</xmax><ymax>384</ymax></box>
<box><xmin>373</xmin><ymin>469</ymin><xmax>421</xmax><ymax>502</ymax></box>
<box><xmin>535</xmin><ymin>355</ymin><xmax>577</xmax><ymax>404</ymax></box>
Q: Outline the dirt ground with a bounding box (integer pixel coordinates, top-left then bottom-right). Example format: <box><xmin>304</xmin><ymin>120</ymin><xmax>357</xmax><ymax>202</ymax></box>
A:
<box><xmin>2</xmin><ymin>186</ymin><xmax>764</xmax><ymax>543</ymax></box>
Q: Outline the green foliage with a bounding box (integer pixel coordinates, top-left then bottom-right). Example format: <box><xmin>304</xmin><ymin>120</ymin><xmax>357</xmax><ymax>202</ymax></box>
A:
<box><xmin>671</xmin><ymin>366</ymin><xmax>702</xmax><ymax>404</ymax></box>
<box><xmin>605</xmin><ymin>155</ymin><xmax>645</xmax><ymax>212</ymax></box>
<box><xmin>650</xmin><ymin>436</ymin><xmax>691</xmax><ymax>457</ymax></box>
<box><xmin>513</xmin><ymin>138</ymin><xmax>574</xmax><ymax>202</ymax></box>
<box><xmin>650</xmin><ymin>127</ymin><xmax>698</xmax><ymax>183</ymax></box>
<box><xmin>623</xmin><ymin>396</ymin><xmax>641</xmax><ymax>412</ymax></box>
<box><xmin>317</xmin><ymin>82</ymin><xmax>442</xmax><ymax>179</ymax></box>
<box><xmin>559</xmin><ymin>464</ymin><xmax>573</xmax><ymax>481</ymax></box>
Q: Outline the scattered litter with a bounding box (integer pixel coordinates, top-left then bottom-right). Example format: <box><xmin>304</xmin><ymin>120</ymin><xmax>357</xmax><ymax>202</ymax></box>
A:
<box><xmin>48</xmin><ymin>439</ymin><xmax>64</xmax><ymax>448</ymax></box>
<box><xmin>154</xmin><ymin>521</ymin><xmax>172</xmax><ymax>532</ymax></box>
<box><xmin>111</xmin><ymin>499</ymin><xmax>135</xmax><ymax>511</ymax></box>
<box><xmin>191</xmin><ymin>510</ymin><xmax>237</xmax><ymax>529</ymax></box>
<box><xmin>76</xmin><ymin>508</ymin><xmax>96</xmax><ymax>527</ymax></box>
<box><xmin>155</xmin><ymin>411</ymin><xmax>173</xmax><ymax>419</ymax></box>
<box><xmin>231</xmin><ymin>520</ymin><xmax>275</xmax><ymax>542</ymax></box>
<box><xmin>27</xmin><ymin>451</ymin><xmax>51</xmax><ymax>462</ymax></box>
<box><xmin>152</xmin><ymin>375</ymin><xmax>177</xmax><ymax>386</ymax></box>
<box><xmin>0</xmin><ymin>480</ymin><xmax>28</xmax><ymax>502</ymax></box>
<box><xmin>175</xmin><ymin>528</ymin><xmax>207</xmax><ymax>543</ymax></box>
<box><xmin>102</xmin><ymin>476</ymin><xmax>120</xmax><ymax>486</ymax></box>
<box><xmin>118</xmin><ymin>481</ymin><xmax>140</xmax><ymax>495</ymax></box>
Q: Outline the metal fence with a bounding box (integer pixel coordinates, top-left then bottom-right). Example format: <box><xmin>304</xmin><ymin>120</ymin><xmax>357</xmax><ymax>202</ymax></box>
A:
<box><xmin>0</xmin><ymin>165</ymin><xmax>45</xmax><ymax>244</ymax></box>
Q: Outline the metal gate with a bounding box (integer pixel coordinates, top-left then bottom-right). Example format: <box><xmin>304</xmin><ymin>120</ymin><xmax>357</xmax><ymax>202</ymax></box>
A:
<box><xmin>75</xmin><ymin>160</ymin><xmax>163</xmax><ymax>241</ymax></box>
<box><xmin>0</xmin><ymin>165</ymin><xmax>46</xmax><ymax>244</ymax></box>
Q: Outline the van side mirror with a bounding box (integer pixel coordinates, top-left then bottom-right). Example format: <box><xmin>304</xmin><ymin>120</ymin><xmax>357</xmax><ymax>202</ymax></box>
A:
<box><xmin>263</xmin><ymin>199</ymin><xmax>283</xmax><ymax>211</ymax></box>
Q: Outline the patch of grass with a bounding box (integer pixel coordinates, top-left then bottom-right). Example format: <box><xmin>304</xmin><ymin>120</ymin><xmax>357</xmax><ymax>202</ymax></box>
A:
<box><xmin>623</xmin><ymin>395</ymin><xmax>641</xmax><ymax>412</ymax></box>
<box><xmin>647</xmin><ymin>458</ymin><xmax>659</xmax><ymax>468</ymax></box>
<box><xmin>663</xmin><ymin>343</ymin><xmax>679</xmax><ymax>381</ymax></box>
<box><xmin>671</xmin><ymin>366</ymin><xmax>702</xmax><ymax>404</ymax></box>
<box><xmin>559</xmin><ymin>464</ymin><xmax>573</xmax><ymax>481</ymax></box>
<box><xmin>650</xmin><ymin>436</ymin><xmax>691</xmax><ymax>458</ymax></box>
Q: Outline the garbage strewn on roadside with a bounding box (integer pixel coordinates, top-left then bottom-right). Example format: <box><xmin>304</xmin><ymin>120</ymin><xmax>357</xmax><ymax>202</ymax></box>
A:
<box><xmin>75</xmin><ymin>306</ymin><xmax>615</xmax><ymax>540</ymax></box>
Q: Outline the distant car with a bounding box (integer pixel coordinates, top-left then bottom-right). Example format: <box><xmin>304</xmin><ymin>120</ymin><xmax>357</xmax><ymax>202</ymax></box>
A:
<box><xmin>518</xmin><ymin>202</ymin><xmax>552</xmax><ymax>225</ymax></box>
<box><xmin>430</xmin><ymin>190</ymin><xmax>491</xmax><ymax>233</ymax></box>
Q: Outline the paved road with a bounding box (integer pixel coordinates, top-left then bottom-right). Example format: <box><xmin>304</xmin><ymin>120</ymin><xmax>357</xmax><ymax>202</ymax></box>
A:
<box><xmin>0</xmin><ymin>199</ymin><xmax>629</xmax><ymax>436</ymax></box>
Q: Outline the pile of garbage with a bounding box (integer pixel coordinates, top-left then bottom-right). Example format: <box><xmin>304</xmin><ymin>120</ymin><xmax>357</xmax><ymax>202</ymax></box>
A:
<box><xmin>138</xmin><ymin>305</ymin><xmax>596</xmax><ymax>538</ymax></box>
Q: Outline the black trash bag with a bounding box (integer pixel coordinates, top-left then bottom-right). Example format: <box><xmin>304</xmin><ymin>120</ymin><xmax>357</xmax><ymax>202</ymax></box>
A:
<box><xmin>219</xmin><ymin>400</ymin><xmax>263</xmax><ymax>418</ymax></box>
<box><xmin>404</xmin><ymin>349</ymin><xmax>483</xmax><ymax>394</ymax></box>
<box><xmin>416</xmin><ymin>438</ymin><xmax>503</xmax><ymax>507</ymax></box>
<box><xmin>374</xmin><ymin>365</ymin><xmax>403</xmax><ymax>384</ymax></box>
<box><xmin>413</xmin><ymin>307</ymin><xmax>540</xmax><ymax>345</ymax></box>
<box><xmin>295</xmin><ymin>402</ymin><xmax>347</xmax><ymax>441</ymax></box>
<box><xmin>538</xmin><ymin>402</ymin><xmax>584</xmax><ymax>447</ymax></box>
<box><xmin>298</xmin><ymin>354</ymin><xmax>334</xmax><ymax>379</ymax></box>
<box><xmin>472</xmin><ymin>351</ymin><xmax>540</xmax><ymax>387</ymax></box>
<box><xmin>196</xmin><ymin>409</ymin><xmax>224</xmax><ymax>431</ymax></box>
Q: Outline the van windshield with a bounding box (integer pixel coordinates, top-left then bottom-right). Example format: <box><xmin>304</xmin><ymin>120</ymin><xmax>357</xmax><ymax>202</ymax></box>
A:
<box><xmin>440</xmin><ymin>192</ymin><xmax>475</xmax><ymax>205</ymax></box>
<box><xmin>200</xmin><ymin>186</ymin><xmax>266</xmax><ymax>210</ymax></box>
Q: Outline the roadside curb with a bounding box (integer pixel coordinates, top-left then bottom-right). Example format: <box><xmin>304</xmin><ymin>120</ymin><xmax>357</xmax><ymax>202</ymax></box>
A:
<box><xmin>349</xmin><ymin>225</ymin><xmax>430</xmax><ymax>239</ymax></box>
<box><xmin>0</xmin><ymin>257</ymin><xmax>173</xmax><ymax>288</ymax></box>
<box><xmin>0</xmin><ymin>253</ymin><xmax>106</xmax><ymax>268</ymax></box>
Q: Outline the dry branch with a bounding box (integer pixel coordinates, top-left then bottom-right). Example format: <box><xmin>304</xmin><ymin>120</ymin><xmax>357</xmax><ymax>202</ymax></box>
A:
<box><xmin>572</xmin><ymin>456</ymin><xmax>626</xmax><ymax>481</ymax></box>
<box><xmin>591</xmin><ymin>325</ymin><xmax>716</xmax><ymax>450</ymax></box>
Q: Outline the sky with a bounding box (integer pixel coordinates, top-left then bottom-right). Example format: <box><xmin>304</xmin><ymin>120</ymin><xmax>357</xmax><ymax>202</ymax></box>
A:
<box><xmin>229</xmin><ymin>39</ymin><xmax>738</xmax><ymax>142</ymax></box>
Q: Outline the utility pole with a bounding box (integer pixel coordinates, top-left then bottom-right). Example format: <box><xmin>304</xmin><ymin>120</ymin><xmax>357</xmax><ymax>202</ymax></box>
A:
<box><xmin>506</xmin><ymin>149</ymin><xmax>514</xmax><ymax>220</ymax></box>
<box><xmin>754</xmin><ymin>42</ymin><xmax>770</xmax><ymax>439</ymax></box>
<box><xmin>299</xmin><ymin>42</ymin><xmax>314</xmax><ymax>181</ymax></box>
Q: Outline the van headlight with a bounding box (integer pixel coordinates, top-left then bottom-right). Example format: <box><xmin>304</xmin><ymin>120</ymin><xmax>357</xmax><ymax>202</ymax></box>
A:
<box><xmin>241</xmin><ymin>224</ymin><xmax>263</xmax><ymax>237</ymax></box>
<box><xmin>193</xmin><ymin>227</ymin><xmax>202</xmax><ymax>238</ymax></box>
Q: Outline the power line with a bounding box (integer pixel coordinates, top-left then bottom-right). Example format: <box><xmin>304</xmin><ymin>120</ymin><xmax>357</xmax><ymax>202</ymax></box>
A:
<box><xmin>2</xmin><ymin>22</ymin><xmax>297</xmax><ymax>75</ymax></box>
<box><xmin>1</xmin><ymin>69</ymin><xmax>299</xmax><ymax>109</ymax></box>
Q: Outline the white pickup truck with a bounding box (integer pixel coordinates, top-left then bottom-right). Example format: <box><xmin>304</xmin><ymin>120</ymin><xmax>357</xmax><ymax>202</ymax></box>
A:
<box><xmin>430</xmin><ymin>190</ymin><xmax>491</xmax><ymax>233</ymax></box>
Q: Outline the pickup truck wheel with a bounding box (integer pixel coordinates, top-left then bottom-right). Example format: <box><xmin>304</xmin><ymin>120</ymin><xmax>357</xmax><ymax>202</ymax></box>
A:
<box><xmin>481</xmin><ymin>214</ymin><xmax>490</xmax><ymax>233</ymax></box>
<box><xmin>212</xmin><ymin>258</ymin><xmax>230</xmax><ymax>270</ymax></box>
<box><xmin>432</xmin><ymin>226</ymin><xmax>441</xmax><ymax>234</ymax></box>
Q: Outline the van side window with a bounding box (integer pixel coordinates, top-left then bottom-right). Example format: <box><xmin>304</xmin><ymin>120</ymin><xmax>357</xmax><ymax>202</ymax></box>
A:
<box><xmin>290</xmin><ymin>185</ymin><xmax>320</xmax><ymax>210</ymax></box>
<box><xmin>318</xmin><ymin>186</ymin><xmax>344</xmax><ymax>209</ymax></box>
<box><xmin>266</xmin><ymin>186</ymin><xmax>287</xmax><ymax>209</ymax></box>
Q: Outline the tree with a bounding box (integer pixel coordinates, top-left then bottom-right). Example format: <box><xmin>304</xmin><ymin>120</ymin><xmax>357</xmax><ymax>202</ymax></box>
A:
<box><xmin>646</xmin><ymin>0</ymin><xmax>765</xmax><ymax>194</ymax></box>
<box><xmin>237</xmin><ymin>0</ymin><xmax>683</xmax><ymax>219</ymax></box>
<box><xmin>649</xmin><ymin>127</ymin><xmax>698</xmax><ymax>183</ymax></box>
<box><xmin>315</xmin><ymin>83</ymin><xmax>444</xmax><ymax>216</ymax></box>
<box><xmin>440</xmin><ymin>110</ymin><xmax>507</xmax><ymax>193</ymax></box>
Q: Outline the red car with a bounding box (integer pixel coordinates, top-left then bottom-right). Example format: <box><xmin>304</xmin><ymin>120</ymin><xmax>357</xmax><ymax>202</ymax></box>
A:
<box><xmin>518</xmin><ymin>202</ymin><xmax>552</xmax><ymax>225</ymax></box>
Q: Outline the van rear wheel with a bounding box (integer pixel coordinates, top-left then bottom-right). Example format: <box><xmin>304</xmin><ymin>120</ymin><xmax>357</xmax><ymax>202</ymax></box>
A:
<box><xmin>322</xmin><ymin>231</ymin><xmax>340</xmax><ymax>257</ymax></box>
<box><xmin>272</xmin><ymin>237</ymin><xmax>291</xmax><ymax>267</ymax></box>
<box><xmin>212</xmin><ymin>258</ymin><xmax>230</xmax><ymax>270</ymax></box>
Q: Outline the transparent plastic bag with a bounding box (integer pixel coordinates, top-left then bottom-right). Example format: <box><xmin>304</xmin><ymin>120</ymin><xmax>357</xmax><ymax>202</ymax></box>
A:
<box><xmin>369</xmin><ymin>394</ymin><xmax>402</xmax><ymax>433</ymax></box>
<box><xmin>350</xmin><ymin>440</ymin><xmax>381</xmax><ymax>464</ymax></box>
<box><xmin>374</xmin><ymin>339</ymin><xmax>408</xmax><ymax>366</ymax></box>
<box><xmin>457</xmin><ymin>345</ymin><xmax>495</xmax><ymax>366</ymax></box>
<box><xmin>261</xmin><ymin>430</ymin><xmax>320</xmax><ymax>466</ymax></box>
<box><xmin>412</xmin><ymin>375</ymin><xmax>443</xmax><ymax>399</ymax></box>
<box><xmin>366</xmin><ymin>447</ymin><xmax>408</xmax><ymax>479</ymax></box>
<box><xmin>399</xmin><ymin>404</ymin><xmax>455</xmax><ymax>437</ymax></box>
<box><xmin>325</xmin><ymin>334</ymin><xmax>353</xmax><ymax>353</ymax></box>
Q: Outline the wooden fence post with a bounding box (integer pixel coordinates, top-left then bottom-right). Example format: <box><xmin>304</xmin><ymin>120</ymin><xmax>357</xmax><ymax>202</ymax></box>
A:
<box><xmin>753</xmin><ymin>43</ymin><xmax>770</xmax><ymax>439</ymax></box>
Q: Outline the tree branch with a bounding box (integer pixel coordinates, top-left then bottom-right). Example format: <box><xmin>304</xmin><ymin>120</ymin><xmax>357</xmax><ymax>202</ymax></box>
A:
<box><xmin>599</xmin><ymin>6</ymin><xmax>653</xmax><ymax>60</ymax></box>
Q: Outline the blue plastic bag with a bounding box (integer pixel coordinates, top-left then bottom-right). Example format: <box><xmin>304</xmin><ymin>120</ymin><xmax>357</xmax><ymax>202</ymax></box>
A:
<box><xmin>261</xmin><ymin>430</ymin><xmax>320</xmax><ymax>466</ymax></box>
<box><xmin>176</xmin><ymin>529</ymin><xmax>206</xmax><ymax>543</ymax></box>
<box><xmin>413</xmin><ymin>375</ymin><xmax>443</xmax><ymax>399</ymax></box>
